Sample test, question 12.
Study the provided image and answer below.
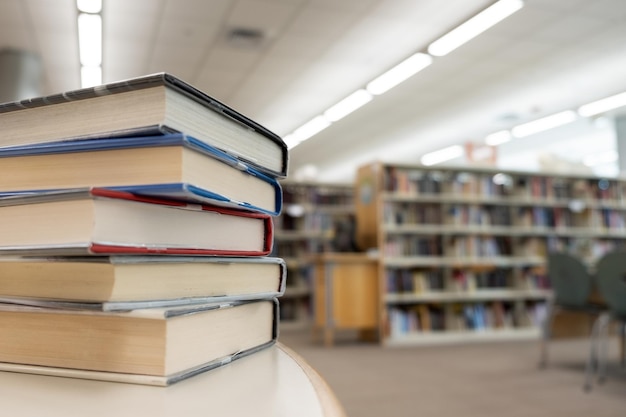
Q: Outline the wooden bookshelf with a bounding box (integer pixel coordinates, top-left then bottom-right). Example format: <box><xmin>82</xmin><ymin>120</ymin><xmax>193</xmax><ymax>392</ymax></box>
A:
<box><xmin>274</xmin><ymin>181</ymin><xmax>355</xmax><ymax>328</ymax></box>
<box><xmin>355</xmin><ymin>161</ymin><xmax>626</xmax><ymax>346</ymax></box>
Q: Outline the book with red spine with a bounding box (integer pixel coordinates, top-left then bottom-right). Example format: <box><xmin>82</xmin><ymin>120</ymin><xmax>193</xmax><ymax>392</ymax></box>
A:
<box><xmin>0</xmin><ymin>187</ymin><xmax>273</xmax><ymax>256</ymax></box>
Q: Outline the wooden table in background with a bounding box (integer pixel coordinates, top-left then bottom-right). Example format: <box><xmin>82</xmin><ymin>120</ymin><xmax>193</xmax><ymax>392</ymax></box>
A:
<box><xmin>312</xmin><ymin>252</ymin><xmax>379</xmax><ymax>346</ymax></box>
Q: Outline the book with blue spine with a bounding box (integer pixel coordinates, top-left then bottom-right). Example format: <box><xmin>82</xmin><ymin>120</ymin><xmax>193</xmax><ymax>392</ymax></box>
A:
<box><xmin>0</xmin><ymin>133</ymin><xmax>282</xmax><ymax>216</ymax></box>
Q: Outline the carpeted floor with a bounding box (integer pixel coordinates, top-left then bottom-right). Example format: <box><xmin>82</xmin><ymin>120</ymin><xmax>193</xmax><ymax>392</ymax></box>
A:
<box><xmin>279</xmin><ymin>329</ymin><xmax>626</xmax><ymax>417</ymax></box>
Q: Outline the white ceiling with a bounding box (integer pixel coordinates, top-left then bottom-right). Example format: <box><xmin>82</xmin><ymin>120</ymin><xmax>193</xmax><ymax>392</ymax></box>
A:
<box><xmin>1</xmin><ymin>0</ymin><xmax>626</xmax><ymax>182</ymax></box>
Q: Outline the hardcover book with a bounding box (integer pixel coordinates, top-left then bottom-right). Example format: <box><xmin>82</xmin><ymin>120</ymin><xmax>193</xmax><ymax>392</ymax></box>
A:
<box><xmin>0</xmin><ymin>256</ymin><xmax>286</xmax><ymax>311</ymax></box>
<box><xmin>0</xmin><ymin>72</ymin><xmax>288</xmax><ymax>177</ymax></box>
<box><xmin>0</xmin><ymin>188</ymin><xmax>273</xmax><ymax>256</ymax></box>
<box><xmin>0</xmin><ymin>133</ymin><xmax>282</xmax><ymax>216</ymax></box>
<box><xmin>0</xmin><ymin>299</ymin><xmax>278</xmax><ymax>386</ymax></box>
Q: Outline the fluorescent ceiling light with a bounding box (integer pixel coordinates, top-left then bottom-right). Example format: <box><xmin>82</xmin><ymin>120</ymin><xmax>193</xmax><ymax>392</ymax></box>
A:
<box><xmin>428</xmin><ymin>0</ymin><xmax>524</xmax><ymax>57</ymax></box>
<box><xmin>283</xmin><ymin>134</ymin><xmax>300</xmax><ymax>150</ymax></box>
<box><xmin>366</xmin><ymin>53</ymin><xmax>433</xmax><ymax>95</ymax></box>
<box><xmin>77</xmin><ymin>0</ymin><xmax>102</xmax><ymax>13</ymax></box>
<box><xmin>485</xmin><ymin>130</ymin><xmax>512</xmax><ymax>146</ymax></box>
<box><xmin>583</xmin><ymin>150</ymin><xmax>618</xmax><ymax>167</ymax></box>
<box><xmin>421</xmin><ymin>145</ymin><xmax>464</xmax><ymax>166</ymax></box>
<box><xmin>81</xmin><ymin>66</ymin><xmax>102</xmax><ymax>88</ymax></box>
<box><xmin>511</xmin><ymin>110</ymin><xmax>577</xmax><ymax>138</ymax></box>
<box><xmin>578</xmin><ymin>91</ymin><xmax>626</xmax><ymax>117</ymax></box>
<box><xmin>324</xmin><ymin>89</ymin><xmax>373</xmax><ymax>122</ymax></box>
<box><xmin>289</xmin><ymin>116</ymin><xmax>331</xmax><ymax>148</ymax></box>
<box><xmin>78</xmin><ymin>13</ymin><xmax>102</xmax><ymax>66</ymax></box>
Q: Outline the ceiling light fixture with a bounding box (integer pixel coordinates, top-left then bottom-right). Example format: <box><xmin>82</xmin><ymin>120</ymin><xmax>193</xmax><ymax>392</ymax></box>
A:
<box><xmin>366</xmin><ymin>53</ymin><xmax>433</xmax><ymax>95</ymax></box>
<box><xmin>577</xmin><ymin>91</ymin><xmax>626</xmax><ymax>117</ymax></box>
<box><xmin>421</xmin><ymin>145</ymin><xmax>464</xmax><ymax>166</ymax></box>
<box><xmin>77</xmin><ymin>0</ymin><xmax>102</xmax><ymax>13</ymax></box>
<box><xmin>77</xmin><ymin>0</ymin><xmax>102</xmax><ymax>88</ymax></box>
<box><xmin>324</xmin><ymin>89</ymin><xmax>373</xmax><ymax>122</ymax></box>
<box><xmin>286</xmin><ymin>116</ymin><xmax>331</xmax><ymax>149</ymax></box>
<box><xmin>80</xmin><ymin>66</ymin><xmax>102</xmax><ymax>90</ymax></box>
<box><xmin>484</xmin><ymin>130</ymin><xmax>512</xmax><ymax>146</ymax></box>
<box><xmin>282</xmin><ymin>134</ymin><xmax>298</xmax><ymax>149</ymax></box>
<box><xmin>511</xmin><ymin>110</ymin><xmax>577</xmax><ymax>138</ymax></box>
<box><xmin>427</xmin><ymin>0</ymin><xmax>524</xmax><ymax>57</ymax></box>
<box><xmin>283</xmin><ymin>0</ymin><xmax>524</xmax><ymax>148</ymax></box>
<box><xmin>77</xmin><ymin>13</ymin><xmax>101</xmax><ymax>67</ymax></box>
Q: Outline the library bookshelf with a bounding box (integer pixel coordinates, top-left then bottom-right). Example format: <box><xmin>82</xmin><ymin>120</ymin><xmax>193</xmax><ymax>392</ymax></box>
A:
<box><xmin>355</xmin><ymin>161</ymin><xmax>626</xmax><ymax>346</ymax></box>
<box><xmin>274</xmin><ymin>180</ymin><xmax>355</xmax><ymax>329</ymax></box>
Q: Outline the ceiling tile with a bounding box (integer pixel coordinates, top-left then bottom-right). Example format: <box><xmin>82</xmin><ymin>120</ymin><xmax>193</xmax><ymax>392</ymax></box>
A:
<box><xmin>305</xmin><ymin>0</ymin><xmax>378</xmax><ymax>13</ymax></box>
<box><xmin>154</xmin><ymin>19</ymin><xmax>221</xmax><ymax>48</ymax></box>
<box><xmin>161</xmin><ymin>0</ymin><xmax>233</xmax><ymax>23</ymax></box>
<box><xmin>581</xmin><ymin>0</ymin><xmax>626</xmax><ymax>20</ymax></box>
<box><xmin>26</xmin><ymin>0</ymin><xmax>75</xmax><ymax>31</ymax></box>
<box><xmin>105</xmin><ymin>13</ymin><xmax>161</xmax><ymax>41</ymax></box>
<box><xmin>530</xmin><ymin>0</ymin><xmax>589</xmax><ymax>13</ymax></box>
<box><xmin>195</xmin><ymin>68</ymin><xmax>246</xmax><ymax>101</ymax></box>
<box><xmin>226</xmin><ymin>0</ymin><xmax>299</xmax><ymax>35</ymax></box>
<box><xmin>283</xmin><ymin>6</ymin><xmax>357</xmax><ymax>39</ymax></box>
<box><xmin>0</xmin><ymin>1</ymin><xmax>24</xmax><ymax>23</ymax></box>
<box><xmin>105</xmin><ymin>0</ymin><xmax>164</xmax><ymax>16</ymax></box>
<box><xmin>149</xmin><ymin>43</ymin><xmax>206</xmax><ymax>78</ymax></box>
<box><xmin>530</xmin><ymin>13</ymin><xmax>612</xmax><ymax>45</ymax></box>
<box><xmin>202</xmin><ymin>46</ymin><xmax>262</xmax><ymax>73</ymax></box>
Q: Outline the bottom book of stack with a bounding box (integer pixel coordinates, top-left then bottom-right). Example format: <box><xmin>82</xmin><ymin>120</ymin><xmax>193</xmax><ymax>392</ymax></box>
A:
<box><xmin>0</xmin><ymin>256</ymin><xmax>285</xmax><ymax>386</ymax></box>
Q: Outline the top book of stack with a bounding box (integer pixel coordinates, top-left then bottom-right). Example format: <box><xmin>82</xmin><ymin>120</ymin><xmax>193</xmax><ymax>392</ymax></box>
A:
<box><xmin>0</xmin><ymin>72</ymin><xmax>288</xmax><ymax>178</ymax></box>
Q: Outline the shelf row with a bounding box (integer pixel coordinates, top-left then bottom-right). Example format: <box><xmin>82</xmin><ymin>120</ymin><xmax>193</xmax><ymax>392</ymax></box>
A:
<box><xmin>384</xmin><ymin>289</ymin><xmax>551</xmax><ymax>303</ymax></box>
<box><xmin>384</xmin><ymin>327</ymin><xmax>542</xmax><ymax>346</ymax></box>
<box><xmin>383</xmin><ymin>224</ymin><xmax>626</xmax><ymax>238</ymax></box>
<box><xmin>386</xmin><ymin>299</ymin><xmax>547</xmax><ymax>343</ymax></box>
<box><xmin>382</xmin><ymin>235</ymin><xmax>618</xmax><ymax>263</ymax></box>
<box><xmin>282</xmin><ymin>181</ymin><xmax>354</xmax><ymax>206</ymax></box>
<box><xmin>382</xmin><ymin>191</ymin><xmax>626</xmax><ymax>209</ymax></box>
<box><xmin>384</xmin><ymin>166</ymin><xmax>624</xmax><ymax>202</ymax></box>
<box><xmin>383</xmin><ymin>200</ymin><xmax>626</xmax><ymax>229</ymax></box>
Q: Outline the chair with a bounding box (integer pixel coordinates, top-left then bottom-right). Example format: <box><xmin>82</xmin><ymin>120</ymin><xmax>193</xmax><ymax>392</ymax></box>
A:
<box><xmin>584</xmin><ymin>251</ymin><xmax>626</xmax><ymax>391</ymax></box>
<box><xmin>539</xmin><ymin>252</ymin><xmax>605</xmax><ymax>368</ymax></box>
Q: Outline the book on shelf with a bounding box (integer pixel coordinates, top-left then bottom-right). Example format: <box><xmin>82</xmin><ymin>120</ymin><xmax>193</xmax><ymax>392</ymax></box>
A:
<box><xmin>0</xmin><ymin>256</ymin><xmax>286</xmax><ymax>311</ymax></box>
<box><xmin>0</xmin><ymin>299</ymin><xmax>278</xmax><ymax>386</ymax></box>
<box><xmin>0</xmin><ymin>188</ymin><xmax>273</xmax><ymax>256</ymax></box>
<box><xmin>0</xmin><ymin>133</ymin><xmax>282</xmax><ymax>216</ymax></box>
<box><xmin>0</xmin><ymin>72</ymin><xmax>288</xmax><ymax>178</ymax></box>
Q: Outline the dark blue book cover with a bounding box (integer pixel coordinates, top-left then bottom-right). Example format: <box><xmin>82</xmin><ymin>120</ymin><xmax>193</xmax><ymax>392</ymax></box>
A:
<box><xmin>0</xmin><ymin>133</ymin><xmax>282</xmax><ymax>216</ymax></box>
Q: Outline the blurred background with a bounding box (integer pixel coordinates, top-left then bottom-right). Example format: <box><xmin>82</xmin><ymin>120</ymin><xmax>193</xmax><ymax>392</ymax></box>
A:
<box><xmin>2</xmin><ymin>0</ymin><xmax>626</xmax><ymax>181</ymax></box>
<box><xmin>1</xmin><ymin>0</ymin><xmax>626</xmax><ymax>416</ymax></box>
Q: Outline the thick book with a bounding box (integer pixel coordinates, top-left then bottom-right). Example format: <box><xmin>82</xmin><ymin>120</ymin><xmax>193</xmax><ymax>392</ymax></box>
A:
<box><xmin>0</xmin><ymin>256</ymin><xmax>286</xmax><ymax>311</ymax></box>
<box><xmin>0</xmin><ymin>299</ymin><xmax>278</xmax><ymax>386</ymax></box>
<box><xmin>0</xmin><ymin>133</ymin><xmax>282</xmax><ymax>216</ymax></box>
<box><xmin>0</xmin><ymin>73</ymin><xmax>287</xmax><ymax>177</ymax></box>
<box><xmin>0</xmin><ymin>188</ymin><xmax>273</xmax><ymax>256</ymax></box>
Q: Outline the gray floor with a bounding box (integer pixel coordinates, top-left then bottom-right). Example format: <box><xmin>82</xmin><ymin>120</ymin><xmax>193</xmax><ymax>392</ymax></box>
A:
<box><xmin>279</xmin><ymin>329</ymin><xmax>626</xmax><ymax>417</ymax></box>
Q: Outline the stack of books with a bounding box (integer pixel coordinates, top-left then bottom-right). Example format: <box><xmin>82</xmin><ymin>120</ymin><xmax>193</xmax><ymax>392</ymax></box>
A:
<box><xmin>0</xmin><ymin>73</ymin><xmax>288</xmax><ymax>386</ymax></box>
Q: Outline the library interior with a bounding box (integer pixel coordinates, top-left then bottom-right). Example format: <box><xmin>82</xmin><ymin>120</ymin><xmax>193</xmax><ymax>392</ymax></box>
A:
<box><xmin>1</xmin><ymin>0</ymin><xmax>626</xmax><ymax>416</ymax></box>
